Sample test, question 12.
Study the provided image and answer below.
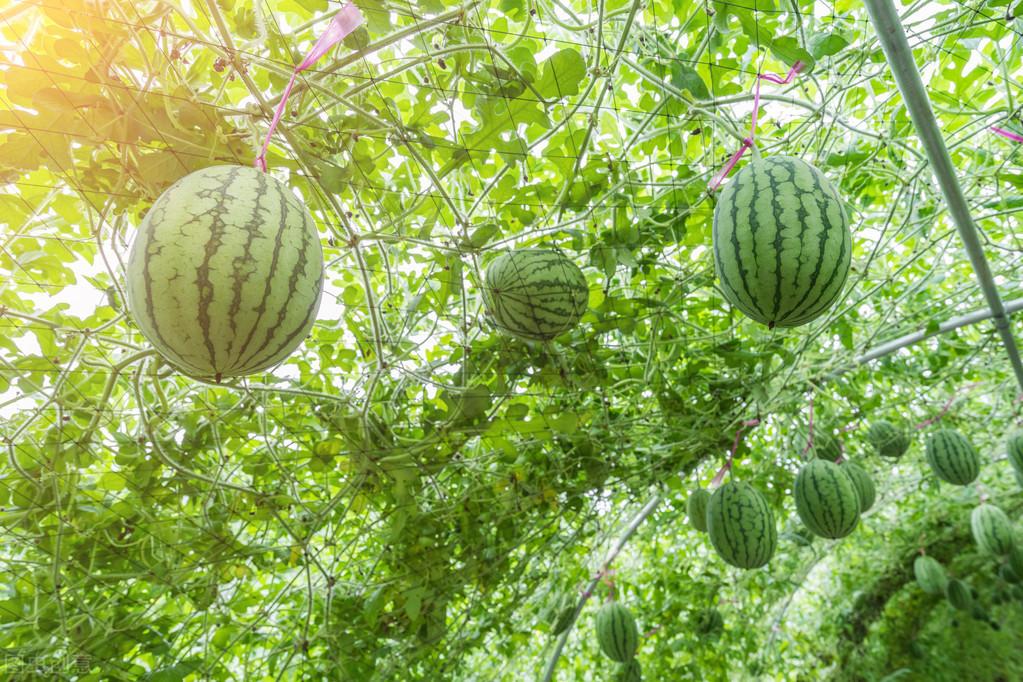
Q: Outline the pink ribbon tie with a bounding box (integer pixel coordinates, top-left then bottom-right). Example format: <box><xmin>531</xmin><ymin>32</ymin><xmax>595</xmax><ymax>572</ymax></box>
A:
<box><xmin>992</xmin><ymin>126</ymin><xmax>1023</xmax><ymax>144</ymax></box>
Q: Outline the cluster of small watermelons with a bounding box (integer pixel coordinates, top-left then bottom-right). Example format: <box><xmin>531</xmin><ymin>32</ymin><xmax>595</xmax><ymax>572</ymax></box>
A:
<box><xmin>924</xmin><ymin>429</ymin><xmax>980</xmax><ymax>485</ymax></box>
<box><xmin>706</xmin><ymin>481</ymin><xmax>777</xmax><ymax>569</ymax></box>
<box><xmin>866</xmin><ymin>420</ymin><xmax>911</xmax><ymax>459</ymax></box>
<box><xmin>481</xmin><ymin>249</ymin><xmax>589</xmax><ymax>342</ymax></box>
<box><xmin>970</xmin><ymin>503</ymin><xmax>1016</xmax><ymax>556</ymax></box>
<box><xmin>712</xmin><ymin>156</ymin><xmax>852</xmax><ymax>328</ymax></box>
<box><xmin>126</xmin><ymin>166</ymin><xmax>325</xmax><ymax>380</ymax></box>
<box><xmin>913</xmin><ymin>555</ymin><xmax>948</xmax><ymax>595</ymax></box>
<box><xmin>687</xmin><ymin>489</ymin><xmax>711</xmax><ymax>533</ymax></box>
<box><xmin>595</xmin><ymin>602</ymin><xmax>640</xmax><ymax>664</ymax></box>
<box><xmin>794</xmin><ymin>459</ymin><xmax>861</xmax><ymax>539</ymax></box>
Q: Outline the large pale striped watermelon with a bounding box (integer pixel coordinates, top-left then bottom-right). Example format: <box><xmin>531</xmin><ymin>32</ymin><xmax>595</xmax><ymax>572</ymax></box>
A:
<box><xmin>687</xmin><ymin>488</ymin><xmax>711</xmax><ymax>533</ymax></box>
<box><xmin>867</xmin><ymin>420</ymin><xmax>910</xmax><ymax>459</ymax></box>
<box><xmin>706</xmin><ymin>481</ymin><xmax>777</xmax><ymax>569</ymax></box>
<box><xmin>595</xmin><ymin>602</ymin><xmax>639</xmax><ymax>662</ymax></box>
<box><xmin>840</xmin><ymin>461</ymin><xmax>876</xmax><ymax>513</ymax></box>
<box><xmin>794</xmin><ymin>459</ymin><xmax>860</xmax><ymax>539</ymax></box>
<box><xmin>125</xmin><ymin>165</ymin><xmax>323</xmax><ymax>379</ymax></box>
<box><xmin>971</xmin><ymin>504</ymin><xmax>1016</xmax><ymax>556</ymax></box>
<box><xmin>1008</xmin><ymin>432</ymin><xmax>1023</xmax><ymax>476</ymax></box>
<box><xmin>482</xmin><ymin>249</ymin><xmax>588</xmax><ymax>341</ymax></box>
<box><xmin>924</xmin><ymin>429</ymin><xmax>980</xmax><ymax>485</ymax></box>
<box><xmin>913</xmin><ymin>555</ymin><xmax>947</xmax><ymax>595</ymax></box>
<box><xmin>712</xmin><ymin>156</ymin><xmax>851</xmax><ymax>328</ymax></box>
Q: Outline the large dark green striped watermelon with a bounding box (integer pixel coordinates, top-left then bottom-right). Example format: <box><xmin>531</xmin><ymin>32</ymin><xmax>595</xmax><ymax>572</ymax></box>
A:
<box><xmin>924</xmin><ymin>429</ymin><xmax>980</xmax><ymax>485</ymax></box>
<box><xmin>1008</xmin><ymin>432</ymin><xmax>1023</xmax><ymax>476</ymax></box>
<box><xmin>595</xmin><ymin>602</ymin><xmax>639</xmax><ymax>662</ymax></box>
<box><xmin>867</xmin><ymin>420</ymin><xmax>910</xmax><ymax>459</ymax></box>
<box><xmin>971</xmin><ymin>504</ymin><xmax>1016</xmax><ymax>556</ymax></box>
<box><xmin>840</xmin><ymin>461</ymin><xmax>876</xmax><ymax>513</ymax></box>
<box><xmin>712</xmin><ymin>155</ymin><xmax>851</xmax><ymax>328</ymax></box>
<box><xmin>482</xmin><ymin>249</ymin><xmax>588</xmax><ymax>341</ymax></box>
<box><xmin>913</xmin><ymin>555</ymin><xmax>947</xmax><ymax>595</ymax></box>
<box><xmin>706</xmin><ymin>481</ymin><xmax>777</xmax><ymax>569</ymax></box>
<box><xmin>125</xmin><ymin>165</ymin><xmax>323</xmax><ymax>379</ymax></box>
<box><xmin>687</xmin><ymin>488</ymin><xmax>711</xmax><ymax>533</ymax></box>
<box><xmin>794</xmin><ymin>459</ymin><xmax>860</xmax><ymax>539</ymax></box>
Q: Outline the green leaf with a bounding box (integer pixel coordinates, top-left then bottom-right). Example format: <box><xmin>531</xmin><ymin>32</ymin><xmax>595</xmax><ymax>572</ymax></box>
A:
<box><xmin>809</xmin><ymin>32</ymin><xmax>850</xmax><ymax>59</ymax></box>
<box><xmin>670</xmin><ymin>62</ymin><xmax>709</xmax><ymax>99</ymax></box>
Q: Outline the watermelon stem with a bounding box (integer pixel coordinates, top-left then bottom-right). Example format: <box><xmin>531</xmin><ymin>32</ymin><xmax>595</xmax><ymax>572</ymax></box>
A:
<box><xmin>802</xmin><ymin>395</ymin><xmax>815</xmax><ymax>457</ymax></box>
<box><xmin>712</xmin><ymin>418</ymin><xmax>760</xmax><ymax>487</ymax></box>
<box><xmin>914</xmin><ymin>383</ymin><xmax>981</xmax><ymax>430</ymax></box>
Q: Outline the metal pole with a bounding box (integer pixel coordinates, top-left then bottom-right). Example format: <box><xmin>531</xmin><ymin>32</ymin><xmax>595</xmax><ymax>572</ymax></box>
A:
<box><xmin>863</xmin><ymin>0</ymin><xmax>1023</xmax><ymax>392</ymax></box>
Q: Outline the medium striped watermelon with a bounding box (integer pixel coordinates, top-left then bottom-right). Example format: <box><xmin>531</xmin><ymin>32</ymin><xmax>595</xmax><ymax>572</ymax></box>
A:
<box><xmin>687</xmin><ymin>488</ymin><xmax>711</xmax><ymax>533</ymax></box>
<box><xmin>125</xmin><ymin>165</ymin><xmax>323</xmax><ymax>379</ymax></box>
<box><xmin>706</xmin><ymin>481</ymin><xmax>777</xmax><ymax>569</ymax></box>
<box><xmin>482</xmin><ymin>249</ymin><xmax>588</xmax><ymax>341</ymax></box>
<box><xmin>946</xmin><ymin>579</ymin><xmax>972</xmax><ymax>611</ymax></box>
<box><xmin>840</xmin><ymin>461</ymin><xmax>876</xmax><ymax>513</ymax></box>
<box><xmin>794</xmin><ymin>459</ymin><xmax>860</xmax><ymax>539</ymax></box>
<box><xmin>924</xmin><ymin>429</ymin><xmax>980</xmax><ymax>485</ymax></box>
<box><xmin>913</xmin><ymin>555</ymin><xmax>947</xmax><ymax>595</ymax></box>
<box><xmin>595</xmin><ymin>602</ymin><xmax>639</xmax><ymax>662</ymax></box>
<box><xmin>867</xmin><ymin>420</ymin><xmax>910</xmax><ymax>459</ymax></box>
<box><xmin>971</xmin><ymin>504</ymin><xmax>1016</xmax><ymax>556</ymax></box>
<box><xmin>1008</xmin><ymin>432</ymin><xmax>1023</xmax><ymax>476</ymax></box>
<box><xmin>712</xmin><ymin>155</ymin><xmax>851</xmax><ymax>328</ymax></box>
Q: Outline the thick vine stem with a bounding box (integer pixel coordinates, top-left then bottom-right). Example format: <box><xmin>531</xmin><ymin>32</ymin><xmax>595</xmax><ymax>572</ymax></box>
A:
<box><xmin>540</xmin><ymin>493</ymin><xmax>662</xmax><ymax>682</ymax></box>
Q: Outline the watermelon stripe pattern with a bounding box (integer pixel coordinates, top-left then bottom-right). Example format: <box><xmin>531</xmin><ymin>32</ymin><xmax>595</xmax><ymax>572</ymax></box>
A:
<box><xmin>706</xmin><ymin>481</ymin><xmax>777</xmax><ymax>569</ymax></box>
<box><xmin>946</xmin><ymin>579</ymin><xmax>972</xmax><ymax>611</ymax></box>
<box><xmin>971</xmin><ymin>504</ymin><xmax>1016</xmax><ymax>556</ymax></box>
<box><xmin>841</xmin><ymin>461</ymin><xmax>876</xmax><ymax>513</ymax></box>
<box><xmin>712</xmin><ymin>156</ymin><xmax>851</xmax><ymax>328</ymax></box>
<box><xmin>1008</xmin><ymin>432</ymin><xmax>1023</xmax><ymax>476</ymax></box>
<box><xmin>687</xmin><ymin>488</ymin><xmax>711</xmax><ymax>533</ymax></box>
<box><xmin>126</xmin><ymin>165</ymin><xmax>323</xmax><ymax>378</ymax></box>
<box><xmin>595</xmin><ymin>602</ymin><xmax>639</xmax><ymax>662</ymax></box>
<box><xmin>913</xmin><ymin>555</ymin><xmax>947</xmax><ymax>595</ymax></box>
<box><xmin>924</xmin><ymin>429</ymin><xmax>980</xmax><ymax>485</ymax></box>
<box><xmin>482</xmin><ymin>249</ymin><xmax>588</xmax><ymax>342</ymax></box>
<box><xmin>794</xmin><ymin>459</ymin><xmax>860</xmax><ymax>539</ymax></box>
<box><xmin>867</xmin><ymin>420</ymin><xmax>910</xmax><ymax>459</ymax></box>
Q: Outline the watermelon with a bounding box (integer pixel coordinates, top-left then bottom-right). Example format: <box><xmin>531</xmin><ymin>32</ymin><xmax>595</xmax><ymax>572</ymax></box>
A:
<box><xmin>946</xmin><ymin>579</ymin><xmax>973</xmax><ymax>611</ymax></box>
<box><xmin>971</xmin><ymin>504</ymin><xmax>1016</xmax><ymax>556</ymax></box>
<box><xmin>999</xmin><ymin>563</ymin><xmax>1021</xmax><ymax>585</ymax></box>
<box><xmin>547</xmin><ymin>594</ymin><xmax>576</xmax><ymax>636</ymax></box>
<box><xmin>614</xmin><ymin>659</ymin><xmax>643</xmax><ymax>682</ymax></box>
<box><xmin>809</xmin><ymin>430</ymin><xmax>842</xmax><ymax>462</ymax></box>
<box><xmin>706</xmin><ymin>481</ymin><xmax>777</xmax><ymax>569</ymax></box>
<box><xmin>794</xmin><ymin>459</ymin><xmax>861</xmax><ymax>539</ymax></box>
<box><xmin>687</xmin><ymin>489</ymin><xmax>711</xmax><ymax>533</ymax></box>
<box><xmin>924</xmin><ymin>429</ymin><xmax>980</xmax><ymax>485</ymax></box>
<box><xmin>595</xmin><ymin>602</ymin><xmax>639</xmax><ymax>662</ymax></box>
<box><xmin>712</xmin><ymin>155</ymin><xmax>851</xmax><ymax>328</ymax></box>
<box><xmin>913</xmin><ymin>555</ymin><xmax>947</xmax><ymax>595</ymax></box>
<box><xmin>691</xmin><ymin>607</ymin><xmax>724</xmax><ymax>639</ymax></box>
<box><xmin>125</xmin><ymin>165</ymin><xmax>323</xmax><ymax>379</ymax></box>
<box><xmin>1008</xmin><ymin>432</ymin><xmax>1023</xmax><ymax>476</ymax></box>
<box><xmin>867</xmin><ymin>420</ymin><xmax>910</xmax><ymax>459</ymax></box>
<box><xmin>481</xmin><ymin>249</ymin><xmax>588</xmax><ymax>341</ymax></box>
<box><xmin>840</xmin><ymin>461</ymin><xmax>876</xmax><ymax>513</ymax></box>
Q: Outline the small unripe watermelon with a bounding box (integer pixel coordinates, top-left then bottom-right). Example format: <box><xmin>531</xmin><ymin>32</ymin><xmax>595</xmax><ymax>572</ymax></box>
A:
<box><xmin>482</xmin><ymin>249</ymin><xmax>588</xmax><ymax>341</ymax></box>
<box><xmin>125</xmin><ymin>165</ymin><xmax>324</xmax><ymax>379</ymax></box>
<box><xmin>614</xmin><ymin>659</ymin><xmax>642</xmax><ymax>682</ymax></box>
<box><xmin>687</xmin><ymin>489</ymin><xmax>711</xmax><ymax>533</ymax></box>
<box><xmin>914</xmin><ymin>555</ymin><xmax>947</xmax><ymax>595</ymax></box>
<box><xmin>794</xmin><ymin>459</ymin><xmax>860</xmax><ymax>539</ymax></box>
<box><xmin>971</xmin><ymin>503</ymin><xmax>1016</xmax><ymax>556</ymax></box>
<box><xmin>808</xmin><ymin>430</ymin><xmax>841</xmax><ymax>461</ymax></box>
<box><xmin>946</xmin><ymin>579</ymin><xmax>973</xmax><ymax>611</ymax></box>
<box><xmin>548</xmin><ymin>594</ymin><xmax>576</xmax><ymax>635</ymax></box>
<box><xmin>595</xmin><ymin>602</ymin><xmax>639</xmax><ymax>662</ymax></box>
<box><xmin>706</xmin><ymin>481</ymin><xmax>777</xmax><ymax>569</ymax></box>
<box><xmin>840</xmin><ymin>461</ymin><xmax>876</xmax><ymax>513</ymax></box>
<box><xmin>1007</xmin><ymin>432</ymin><xmax>1023</xmax><ymax>476</ymax></box>
<box><xmin>867</xmin><ymin>420</ymin><xmax>910</xmax><ymax>459</ymax></box>
<box><xmin>924</xmin><ymin>429</ymin><xmax>980</xmax><ymax>485</ymax></box>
